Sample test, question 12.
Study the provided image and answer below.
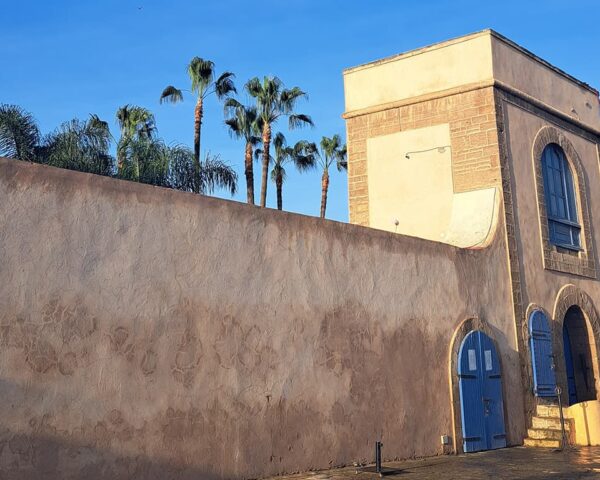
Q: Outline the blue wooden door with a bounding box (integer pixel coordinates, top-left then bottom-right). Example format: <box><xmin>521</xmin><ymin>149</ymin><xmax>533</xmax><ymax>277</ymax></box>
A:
<box><xmin>529</xmin><ymin>310</ymin><xmax>557</xmax><ymax>397</ymax></box>
<box><xmin>458</xmin><ymin>331</ymin><xmax>486</xmax><ymax>452</ymax></box>
<box><xmin>563</xmin><ymin>326</ymin><xmax>578</xmax><ymax>405</ymax></box>
<box><xmin>458</xmin><ymin>330</ymin><xmax>507</xmax><ymax>452</ymax></box>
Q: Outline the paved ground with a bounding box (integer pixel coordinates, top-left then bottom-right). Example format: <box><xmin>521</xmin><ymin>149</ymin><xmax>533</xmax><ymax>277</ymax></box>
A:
<box><xmin>269</xmin><ymin>447</ymin><xmax>600</xmax><ymax>480</ymax></box>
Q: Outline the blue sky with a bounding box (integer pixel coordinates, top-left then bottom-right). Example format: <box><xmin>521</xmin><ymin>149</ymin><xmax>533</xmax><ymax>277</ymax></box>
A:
<box><xmin>2</xmin><ymin>0</ymin><xmax>599</xmax><ymax>222</ymax></box>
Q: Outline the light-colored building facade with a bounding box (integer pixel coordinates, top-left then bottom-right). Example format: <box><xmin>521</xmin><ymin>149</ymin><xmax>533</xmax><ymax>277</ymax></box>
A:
<box><xmin>344</xmin><ymin>29</ymin><xmax>600</xmax><ymax>450</ymax></box>
<box><xmin>0</xmin><ymin>30</ymin><xmax>598</xmax><ymax>479</ymax></box>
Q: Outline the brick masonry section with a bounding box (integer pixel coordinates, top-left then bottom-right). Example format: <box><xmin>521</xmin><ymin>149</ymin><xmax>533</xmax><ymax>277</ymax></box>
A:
<box><xmin>345</xmin><ymin>87</ymin><xmax>501</xmax><ymax>226</ymax></box>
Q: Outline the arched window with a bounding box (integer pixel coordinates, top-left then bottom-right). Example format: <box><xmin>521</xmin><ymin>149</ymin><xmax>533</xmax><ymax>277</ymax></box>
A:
<box><xmin>541</xmin><ymin>143</ymin><xmax>581</xmax><ymax>250</ymax></box>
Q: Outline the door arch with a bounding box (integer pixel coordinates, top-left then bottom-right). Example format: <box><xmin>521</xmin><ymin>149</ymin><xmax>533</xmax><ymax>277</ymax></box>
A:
<box><xmin>529</xmin><ymin>310</ymin><xmax>557</xmax><ymax>397</ymax></box>
<box><xmin>563</xmin><ymin>305</ymin><xmax>597</xmax><ymax>405</ymax></box>
<box><xmin>552</xmin><ymin>285</ymin><xmax>600</xmax><ymax>407</ymax></box>
<box><xmin>458</xmin><ymin>330</ymin><xmax>507</xmax><ymax>453</ymax></box>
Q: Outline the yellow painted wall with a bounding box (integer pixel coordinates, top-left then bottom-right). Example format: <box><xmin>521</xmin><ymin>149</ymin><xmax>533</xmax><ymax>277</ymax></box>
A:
<box><xmin>366</xmin><ymin>124</ymin><xmax>498</xmax><ymax>247</ymax></box>
<box><xmin>566</xmin><ymin>401</ymin><xmax>600</xmax><ymax>446</ymax></box>
<box><xmin>366</xmin><ymin>124</ymin><xmax>453</xmax><ymax>241</ymax></box>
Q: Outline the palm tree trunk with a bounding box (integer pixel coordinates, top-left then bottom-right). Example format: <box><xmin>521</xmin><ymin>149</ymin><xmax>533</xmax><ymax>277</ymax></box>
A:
<box><xmin>117</xmin><ymin>141</ymin><xmax>125</xmax><ymax>176</ymax></box>
<box><xmin>193</xmin><ymin>97</ymin><xmax>204</xmax><ymax>193</ymax></box>
<box><xmin>260</xmin><ymin>123</ymin><xmax>271</xmax><ymax>207</ymax></box>
<box><xmin>14</xmin><ymin>133</ymin><xmax>22</xmax><ymax>160</ymax></box>
<box><xmin>320</xmin><ymin>169</ymin><xmax>329</xmax><ymax>218</ymax></box>
<box><xmin>276</xmin><ymin>172</ymin><xmax>283</xmax><ymax>210</ymax></box>
<box><xmin>245</xmin><ymin>141</ymin><xmax>254</xmax><ymax>205</ymax></box>
<box><xmin>134</xmin><ymin>157</ymin><xmax>140</xmax><ymax>181</ymax></box>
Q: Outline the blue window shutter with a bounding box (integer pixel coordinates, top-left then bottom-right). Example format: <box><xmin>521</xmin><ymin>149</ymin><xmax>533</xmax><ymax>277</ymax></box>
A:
<box><xmin>529</xmin><ymin>310</ymin><xmax>557</xmax><ymax>397</ymax></box>
<box><xmin>564</xmin><ymin>164</ymin><xmax>578</xmax><ymax>222</ymax></box>
<box><xmin>541</xmin><ymin>144</ymin><xmax>581</xmax><ymax>250</ymax></box>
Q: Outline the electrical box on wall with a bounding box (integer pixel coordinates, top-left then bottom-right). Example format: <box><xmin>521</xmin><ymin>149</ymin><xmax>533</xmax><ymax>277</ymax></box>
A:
<box><xmin>441</xmin><ymin>435</ymin><xmax>450</xmax><ymax>445</ymax></box>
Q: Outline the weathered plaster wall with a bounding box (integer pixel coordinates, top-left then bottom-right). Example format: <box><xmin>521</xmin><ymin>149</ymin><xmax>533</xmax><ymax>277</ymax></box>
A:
<box><xmin>0</xmin><ymin>158</ymin><xmax>523</xmax><ymax>479</ymax></box>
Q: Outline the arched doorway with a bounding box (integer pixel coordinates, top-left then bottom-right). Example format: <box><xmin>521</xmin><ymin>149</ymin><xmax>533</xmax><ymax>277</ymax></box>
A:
<box><xmin>529</xmin><ymin>310</ymin><xmax>557</xmax><ymax>397</ymax></box>
<box><xmin>458</xmin><ymin>330</ymin><xmax>507</xmax><ymax>452</ymax></box>
<box><xmin>563</xmin><ymin>306</ymin><xmax>597</xmax><ymax>405</ymax></box>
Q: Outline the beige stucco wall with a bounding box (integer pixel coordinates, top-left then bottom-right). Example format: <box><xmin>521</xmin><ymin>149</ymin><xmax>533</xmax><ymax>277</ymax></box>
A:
<box><xmin>0</xmin><ymin>159</ymin><xmax>524</xmax><ymax>479</ymax></box>
<box><xmin>492</xmin><ymin>39</ymin><xmax>600</xmax><ymax>132</ymax></box>
<box><xmin>343</xmin><ymin>32</ymin><xmax>494</xmax><ymax>113</ymax></box>
<box><xmin>503</xmin><ymin>102</ymin><xmax>600</xmax><ymax>400</ymax></box>
<box><xmin>505</xmin><ymin>102</ymin><xmax>600</xmax><ymax>311</ymax></box>
<box><xmin>344</xmin><ymin>30</ymin><xmax>599</xmax><ymax>132</ymax></box>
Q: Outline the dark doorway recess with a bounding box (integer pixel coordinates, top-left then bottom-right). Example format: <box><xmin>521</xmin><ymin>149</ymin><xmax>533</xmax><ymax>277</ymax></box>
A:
<box><xmin>563</xmin><ymin>306</ymin><xmax>597</xmax><ymax>405</ymax></box>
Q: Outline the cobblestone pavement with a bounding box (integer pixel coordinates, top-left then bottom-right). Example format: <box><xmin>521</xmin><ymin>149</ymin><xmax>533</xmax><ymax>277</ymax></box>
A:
<box><xmin>268</xmin><ymin>447</ymin><xmax>600</xmax><ymax>480</ymax></box>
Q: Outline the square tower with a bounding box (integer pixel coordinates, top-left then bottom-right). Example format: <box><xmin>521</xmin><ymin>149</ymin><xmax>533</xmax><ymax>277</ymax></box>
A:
<box><xmin>342</xmin><ymin>30</ymin><xmax>600</xmax><ymax>249</ymax></box>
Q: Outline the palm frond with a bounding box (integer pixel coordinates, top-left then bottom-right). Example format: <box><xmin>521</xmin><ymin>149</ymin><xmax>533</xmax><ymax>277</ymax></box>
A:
<box><xmin>245</xmin><ymin>76</ymin><xmax>283</xmax><ymax>124</ymax></box>
<box><xmin>288</xmin><ymin>113</ymin><xmax>314</xmax><ymax>130</ymax></box>
<box><xmin>245</xmin><ymin>77</ymin><xmax>263</xmax><ymax>98</ymax></box>
<box><xmin>254</xmin><ymin>148</ymin><xmax>273</xmax><ymax>164</ymax></box>
<box><xmin>0</xmin><ymin>104</ymin><xmax>40</xmax><ymax>160</ymax></box>
<box><xmin>318</xmin><ymin>134</ymin><xmax>348</xmax><ymax>171</ymax></box>
<box><xmin>273</xmin><ymin>132</ymin><xmax>287</xmax><ymax>151</ymax></box>
<box><xmin>281</xmin><ymin>87</ymin><xmax>307</xmax><ymax>113</ymax></box>
<box><xmin>116</xmin><ymin>105</ymin><xmax>156</xmax><ymax>140</ymax></box>
<box><xmin>188</xmin><ymin>57</ymin><xmax>215</xmax><ymax>95</ymax></box>
<box><xmin>270</xmin><ymin>164</ymin><xmax>286</xmax><ymax>182</ymax></box>
<box><xmin>167</xmin><ymin>144</ymin><xmax>196</xmax><ymax>192</ymax></box>
<box><xmin>215</xmin><ymin>72</ymin><xmax>236</xmax><ymax>99</ymax></box>
<box><xmin>336</xmin><ymin>143</ymin><xmax>348</xmax><ymax>171</ymax></box>
<box><xmin>160</xmin><ymin>86</ymin><xmax>184</xmax><ymax>104</ymax></box>
<box><xmin>42</xmin><ymin>117</ymin><xmax>115</xmax><ymax>175</ymax></box>
<box><xmin>88</xmin><ymin>114</ymin><xmax>110</xmax><ymax>132</ymax></box>
<box><xmin>201</xmin><ymin>153</ymin><xmax>237</xmax><ymax>195</ymax></box>
<box><xmin>224</xmin><ymin>101</ymin><xmax>259</xmax><ymax>144</ymax></box>
<box><xmin>224</xmin><ymin>117</ymin><xmax>242</xmax><ymax>138</ymax></box>
<box><xmin>264</xmin><ymin>76</ymin><xmax>283</xmax><ymax>97</ymax></box>
<box><xmin>292</xmin><ymin>140</ymin><xmax>317</xmax><ymax>172</ymax></box>
<box><xmin>223</xmin><ymin>97</ymin><xmax>243</xmax><ymax>115</ymax></box>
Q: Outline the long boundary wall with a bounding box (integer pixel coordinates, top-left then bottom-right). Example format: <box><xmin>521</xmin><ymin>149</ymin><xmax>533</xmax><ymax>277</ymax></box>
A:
<box><xmin>0</xmin><ymin>159</ymin><xmax>523</xmax><ymax>479</ymax></box>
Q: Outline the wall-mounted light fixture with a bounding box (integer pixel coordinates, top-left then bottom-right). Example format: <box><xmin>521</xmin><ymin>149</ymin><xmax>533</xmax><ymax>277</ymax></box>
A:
<box><xmin>404</xmin><ymin>145</ymin><xmax>451</xmax><ymax>159</ymax></box>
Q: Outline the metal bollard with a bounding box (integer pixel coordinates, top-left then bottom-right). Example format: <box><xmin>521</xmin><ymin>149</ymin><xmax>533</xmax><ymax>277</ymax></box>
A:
<box><xmin>356</xmin><ymin>440</ymin><xmax>398</xmax><ymax>477</ymax></box>
<box><xmin>375</xmin><ymin>441</ymin><xmax>383</xmax><ymax>473</ymax></box>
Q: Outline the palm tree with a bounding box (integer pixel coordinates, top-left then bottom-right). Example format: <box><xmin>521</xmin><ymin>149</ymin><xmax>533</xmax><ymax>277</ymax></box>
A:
<box><xmin>0</xmin><ymin>104</ymin><xmax>40</xmax><ymax>161</ymax></box>
<box><xmin>256</xmin><ymin>133</ymin><xmax>316</xmax><ymax>211</ymax></box>
<box><xmin>245</xmin><ymin>76</ymin><xmax>313</xmax><ymax>207</ymax></box>
<box><xmin>116</xmin><ymin>105</ymin><xmax>156</xmax><ymax>178</ymax></box>
<box><xmin>160</xmin><ymin>57</ymin><xmax>236</xmax><ymax>193</ymax></box>
<box><xmin>41</xmin><ymin>115</ymin><xmax>114</xmax><ymax>175</ymax></box>
<box><xmin>168</xmin><ymin>146</ymin><xmax>237</xmax><ymax>196</ymax></box>
<box><xmin>316</xmin><ymin>135</ymin><xmax>347</xmax><ymax>218</ymax></box>
<box><xmin>224</xmin><ymin>100</ymin><xmax>261</xmax><ymax>204</ymax></box>
<box><xmin>120</xmin><ymin>136</ymin><xmax>170</xmax><ymax>185</ymax></box>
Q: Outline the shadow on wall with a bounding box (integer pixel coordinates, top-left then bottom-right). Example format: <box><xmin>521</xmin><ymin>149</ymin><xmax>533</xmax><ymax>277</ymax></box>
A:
<box><xmin>0</xmin><ymin>420</ymin><xmax>221</xmax><ymax>480</ymax></box>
